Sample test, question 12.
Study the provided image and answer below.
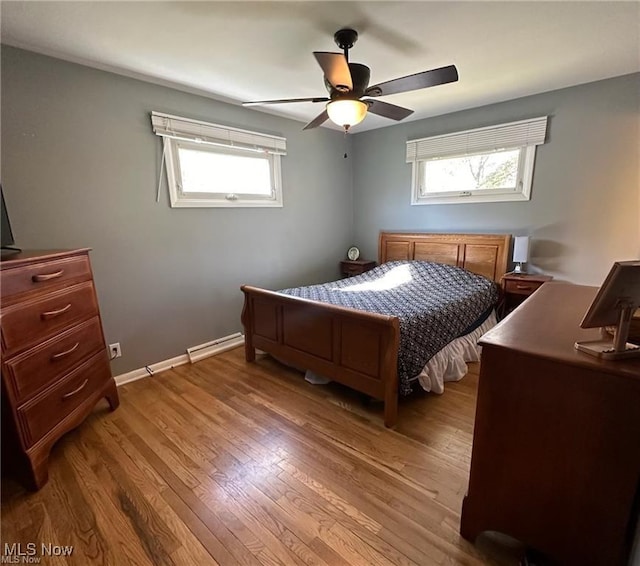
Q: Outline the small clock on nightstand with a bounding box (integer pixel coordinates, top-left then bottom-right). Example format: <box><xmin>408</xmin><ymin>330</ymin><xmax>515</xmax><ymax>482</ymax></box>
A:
<box><xmin>501</xmin><ymin>273</ymin><xmax>553</xmax><ymax>316</ymax></box>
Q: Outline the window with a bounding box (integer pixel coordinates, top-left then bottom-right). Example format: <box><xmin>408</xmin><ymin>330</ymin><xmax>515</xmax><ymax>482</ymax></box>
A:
<box><xmin>407</xmin><ymin>116</ymin><xmax>547</xmax><ymax>205</ymax></box>
<box><xmin>152</xmin><ymin>112</ymin><xmax>286</xmax><ymax>207</ymax></box>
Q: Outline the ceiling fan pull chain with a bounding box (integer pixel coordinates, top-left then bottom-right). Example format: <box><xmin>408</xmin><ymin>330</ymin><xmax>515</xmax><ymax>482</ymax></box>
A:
<box><xmin>344</xmin><ymin>129</ymin><xmax>348</xmax><ymax>159</ymax></box>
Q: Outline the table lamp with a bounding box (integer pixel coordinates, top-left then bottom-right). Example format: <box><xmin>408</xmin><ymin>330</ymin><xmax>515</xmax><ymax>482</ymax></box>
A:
<box><xmin>513</xmin><ymin>236</ymin><xmax>530</xmax><ymax>274</ymax></box>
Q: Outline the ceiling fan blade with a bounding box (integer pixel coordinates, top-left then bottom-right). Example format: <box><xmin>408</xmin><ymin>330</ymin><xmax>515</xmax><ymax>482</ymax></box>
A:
<box><xmin>303</xmin><ymin>110</ymin><xmax>329</xmax><ymax>130</ymax></box>
<box><xmin>366</xmin><ymin>65</ymin><xmax>458</xmax><ymax>97</ymax></box>
<box><xmin>243</xmin><ymin>97</ymin><xmax>329</xmax><ymax>106</ymax></box>
<box><xmin>366</xmin><ymin>99</ymin><xmax>414</xmax><ymax>121</ymax></box>
<box><xmin>313</xmin><ymin>52</ymin><xmax>353</xmax><ymax>91</ymax></box>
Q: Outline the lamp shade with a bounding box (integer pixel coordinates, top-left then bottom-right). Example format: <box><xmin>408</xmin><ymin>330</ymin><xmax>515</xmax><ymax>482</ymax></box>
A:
<box><xmin>513</xmin><ymin>236</ymin><xmax>530</xmax><ymax>263</ymax></box>
<box><xmin>326</xmin><ymin>100</ymin><xmax>368</xmax><ymax>128</ymax></box>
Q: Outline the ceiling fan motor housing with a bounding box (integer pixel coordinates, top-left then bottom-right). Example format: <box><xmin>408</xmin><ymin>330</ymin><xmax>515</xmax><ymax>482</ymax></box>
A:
<box><xmin>325</xmin><ymin>62</ymin><xmax>370</xmax><ymax>99</ymax></box>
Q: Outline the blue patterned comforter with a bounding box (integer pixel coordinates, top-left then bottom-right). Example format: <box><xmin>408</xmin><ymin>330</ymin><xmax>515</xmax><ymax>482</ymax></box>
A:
<box><xmin>280</xmin><ymin>261</ymin><xmax>499</xmax><ymax>395</ymax></box>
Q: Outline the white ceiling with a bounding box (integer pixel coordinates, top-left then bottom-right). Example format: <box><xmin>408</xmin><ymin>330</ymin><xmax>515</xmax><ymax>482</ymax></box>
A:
<box><xmin>2</xmin><ymin>1</ymin><xmax>639</xmax><ymax>132</ymax></box>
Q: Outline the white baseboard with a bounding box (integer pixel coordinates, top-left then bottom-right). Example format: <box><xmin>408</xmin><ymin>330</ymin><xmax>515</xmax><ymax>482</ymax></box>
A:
<box><xmin>114</xmin><ymin>354</ymin><xmax>189</xmax><ymax>386</ymax></box>
<box><xmin>187</xmin><ymin>332</ymin><xmax>244</xmax><ymax>363</ymax></box>
<box><xmin>114</xmin><ymin>334</ymin><xmax>245</xmax><ymax>387</ymax></box>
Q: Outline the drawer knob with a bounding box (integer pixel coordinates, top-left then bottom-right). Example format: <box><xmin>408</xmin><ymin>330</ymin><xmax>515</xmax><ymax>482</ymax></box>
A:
<box><xmin>51</xmin><ymin>342</ymin><xmax>80</xmax><ymax>361</ymax></box>
<box><xmin>516</xmin><ymin>285</ymin><xmax>532</xmax><ymax>290</ymax></box>
<box><xmin>41</xmin><ymin>303</ymin><xmax>72</xmax><ymax>319</ymax></box>
<box><xmin>32</xmin><ymin>270</ymin><xmax>64</xmax><ymax>283</ymax></box>
<box><xmin>61</xmin><ymin>378</ymin><xmax>89</xmax><ymax>400</ymax></box>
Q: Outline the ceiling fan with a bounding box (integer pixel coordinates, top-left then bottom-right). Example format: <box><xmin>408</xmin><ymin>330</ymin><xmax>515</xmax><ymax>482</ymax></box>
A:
<box><xmin>243</xmin><ymin>28</ymin><xmax>459</xmax><ymax>131</ymax></box>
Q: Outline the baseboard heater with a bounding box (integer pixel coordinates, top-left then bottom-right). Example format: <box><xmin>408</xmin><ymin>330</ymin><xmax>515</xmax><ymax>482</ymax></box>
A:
<box><xmin>186</xmin><ymin>332</ymin><xmax>244</xmax><ymax>363</ymax></box>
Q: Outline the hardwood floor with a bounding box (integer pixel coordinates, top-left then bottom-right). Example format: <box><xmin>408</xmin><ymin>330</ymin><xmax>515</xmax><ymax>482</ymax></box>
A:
<box><xmin>1</xmin><ymin>347</ymin><xmax>523</xmax><ymax>565</ymax></box>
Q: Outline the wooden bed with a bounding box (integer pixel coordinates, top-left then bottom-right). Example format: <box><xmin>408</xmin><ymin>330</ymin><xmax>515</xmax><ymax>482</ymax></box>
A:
<box><xmin>241</xmin><ymin>232</ymin><xmax>511</xmax><ymax>427</ymax></box>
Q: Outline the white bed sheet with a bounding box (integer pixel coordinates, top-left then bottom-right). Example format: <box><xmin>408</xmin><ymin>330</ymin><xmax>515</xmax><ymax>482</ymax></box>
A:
<box><xmin>415</xmin><ymin>310</ymin><xmax>497</xmax><ymax>394</ymax></box>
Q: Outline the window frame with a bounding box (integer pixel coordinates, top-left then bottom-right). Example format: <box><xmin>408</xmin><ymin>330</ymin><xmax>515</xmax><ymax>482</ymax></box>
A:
<box><xmin>151</xmin><ymin>111</ymin><xmax>286</xmax><ymax>209</ymax></box>
<box><xmin>406</xmin><ymin>116</ymin><xmax>547</xmax><ymax>206</ymax></box>
<box><xmin>164</xmin><ymin>138</ymin><xmax>283</xmax><ymax>208</ymax></box>
<box><xmin>411</xmin><ymin>145</ymin><xmax>537</xmax><ymax>205</ymax></box>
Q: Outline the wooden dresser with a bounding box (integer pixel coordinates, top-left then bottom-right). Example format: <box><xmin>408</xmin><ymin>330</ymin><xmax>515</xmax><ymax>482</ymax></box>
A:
<box><xmin>1</xmin><ymin>249</ymin><xmax>119</xmax><ymax>489</ymax></box>
<box><xmin>461</xmin><ymin>282</ymin><xmax>640</xmax><ymax>566</ymax></box>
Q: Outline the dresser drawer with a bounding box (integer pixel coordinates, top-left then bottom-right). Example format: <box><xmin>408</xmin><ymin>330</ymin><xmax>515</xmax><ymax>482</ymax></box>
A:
<box><xmin>340</xmin><ymin>260</ymin><xmax>377</xmax><ymax>277</ymax></box>
<box><xmin>343</xmin><ymin>264</ymin><xmax>363</xmax><ymax>275</ymax></box>
<box><xmin>1</xmin><ymin>254</ymin><xmax>92</xmax><ymax>305</ymax></box>
<box><xmin>504</xmin><ymin>279</ymin><xmax>544</xmax><ymax>296</ymax></box>
<box><xmin>3</xmin><ymin>317</ymin><xmax>106</xmax><ymax>404</ymax></box>
<box><xmin>17</xmin><ymin>351</ymin><xmax>111</xmax><ymax>447</ymax></box>
<box><xmin>1</xmin><ymin>282</ymin><xmax>99</xmax><ymax>353</ymax></box>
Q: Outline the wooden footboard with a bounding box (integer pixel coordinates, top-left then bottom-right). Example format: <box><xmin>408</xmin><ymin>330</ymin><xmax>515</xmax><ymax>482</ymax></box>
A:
<box><xmin>240</xmin><ymin>285</ymin><xmax>401</xmax><ymax>427</ymax></box>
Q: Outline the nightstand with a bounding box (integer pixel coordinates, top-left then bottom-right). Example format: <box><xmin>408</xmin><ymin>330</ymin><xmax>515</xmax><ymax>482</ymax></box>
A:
<box><xmin>501</xmin><ymin>273</ymin><xmax>553</xmax><ymax>316</ymax></box>
<box><xmin>340</xmin><ymin>259</ymin><xmax>377</xmax><ymax>277</ymax></box>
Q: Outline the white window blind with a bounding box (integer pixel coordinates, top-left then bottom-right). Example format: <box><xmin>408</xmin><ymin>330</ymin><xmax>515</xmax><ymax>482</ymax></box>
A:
<box><xmin>406</xmin><ymin>116</ymin><xmax>547</xmax><ymax>162</ymax></box>
<box><xmin>151</xmin><ymin>111</ymin><xmax>287</xmax><ymax>155</ymax></box>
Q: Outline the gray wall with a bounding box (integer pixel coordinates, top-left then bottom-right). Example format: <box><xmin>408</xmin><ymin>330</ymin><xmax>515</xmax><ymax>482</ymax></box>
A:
<box><xmin>351</xmin><ymin>74</ymin><xmax>640</xmax><ymax>286</ymax></box>
<box><xmin>1</xmin><ymin>46</ymin><xmax>353</xmax><ymax>374</ymax></box>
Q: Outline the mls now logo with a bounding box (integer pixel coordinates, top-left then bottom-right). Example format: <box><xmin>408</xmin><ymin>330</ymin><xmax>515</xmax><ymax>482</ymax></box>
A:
<box><xmin>1</xmin><ymin>543</ymin><xmax>37</xmax><ymax>564</ymax></box>
<box><xmin>2</xmin><ymin>543</ymin><xmax>73</xmax><ymax>563</ymax></box>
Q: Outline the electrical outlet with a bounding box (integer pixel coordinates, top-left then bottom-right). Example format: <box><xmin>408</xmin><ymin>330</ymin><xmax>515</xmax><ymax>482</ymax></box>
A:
<box><xmin>109</xmin><ymin>342</ymin><xmax>122</xmax><ymax>359</ymax></box>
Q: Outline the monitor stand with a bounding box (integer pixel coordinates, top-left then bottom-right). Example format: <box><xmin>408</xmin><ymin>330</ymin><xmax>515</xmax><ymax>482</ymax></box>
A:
<box><xmin>1</xmin><ymin>246</ymin><xmax>21</xmax><ymax>258</ymax></box>
<box><xmin>575</xmin><ymin>306</ymin><xmax>640</xmax><ymax>360</ymax></box>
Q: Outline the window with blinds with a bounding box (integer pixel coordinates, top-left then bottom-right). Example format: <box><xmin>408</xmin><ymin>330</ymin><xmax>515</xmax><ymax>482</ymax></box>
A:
<box><xmin>151</xmin><ymin>112</ymin><xmax>286</xmax><ymax>208</ymax></box>
<box><xmin>406</xmin><ymin>116</ymin><xmax>547</xmax><ymax>205</ymax></box>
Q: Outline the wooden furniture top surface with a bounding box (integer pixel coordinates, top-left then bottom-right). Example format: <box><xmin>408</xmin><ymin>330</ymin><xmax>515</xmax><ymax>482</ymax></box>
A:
<box><xmin>0</xmin><ymin>249</ymin><xmax>91</xmax><ymax>269</ymax></box>
<box><xmin>340</xmin><ymin>259</ymin><xmax>377</xmax><ymax>266</ymax></box>
<box><xmin>480</xmin><ymin>281</ymin><xmax>640</xmax><ymax>379</ymax></box>
<box><xmin>378</xmin><ymin>232</ymin><xmax>510</xmax><ymax>283</ymax></box>
<box><xmin>501</xmin><ymin>273</ymin><xmax>554</xmax><ymax>283</ymax></box>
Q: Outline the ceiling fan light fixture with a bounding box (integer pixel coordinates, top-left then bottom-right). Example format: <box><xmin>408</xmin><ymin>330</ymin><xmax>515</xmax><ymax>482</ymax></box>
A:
<box><xmin>326</xmin><ymin>99</ymin><xmax>368</xmax><ymax>129</ymax></box>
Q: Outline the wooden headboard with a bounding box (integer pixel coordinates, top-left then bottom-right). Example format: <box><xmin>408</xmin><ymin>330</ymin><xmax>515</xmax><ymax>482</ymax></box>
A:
<box><xmin>378</xmin><ymin>232</ymin><xmax>511</xmax><ymax>283</ymax></box>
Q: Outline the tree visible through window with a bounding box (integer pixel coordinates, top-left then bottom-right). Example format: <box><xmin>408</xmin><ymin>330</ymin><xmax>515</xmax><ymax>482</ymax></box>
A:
<box><xmin>421</xmin><ymin>149</ymin><xmax>520</xmax><ymax>195</ymax></box>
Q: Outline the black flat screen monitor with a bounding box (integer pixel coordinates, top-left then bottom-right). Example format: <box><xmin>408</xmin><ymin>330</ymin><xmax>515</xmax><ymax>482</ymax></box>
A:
<box><xmin>1</xmin><ymin>186</ymin><xmax>20</xmax><ymax>256</ymax></box>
